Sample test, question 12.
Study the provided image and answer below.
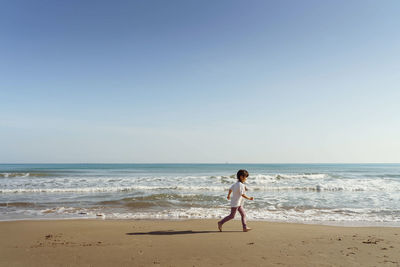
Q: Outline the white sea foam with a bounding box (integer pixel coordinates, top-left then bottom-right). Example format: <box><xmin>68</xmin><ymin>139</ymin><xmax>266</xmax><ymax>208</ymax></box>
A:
<box><xmin>0</xmin><ymin>185</ymin><xmax>223</xmax><ymax>193</ymax></box>
<box><xmin>4</xmin><ymin>206</ymin><xmax>397</xmax><ymax>226</ymax></box>
<box><xmin>2</xmin><ymin>177</ymin><xmax>400</xmax><ymax>193</ymax></box>
<box><xmin>1</xmin><ymin>166</ymin><xmax>400</xmax><ymax>226</ymax></box>
<box><xmin>0</xmin><ymin>172</ymin><xmax>30</xmax><ymax>178</ymax></box>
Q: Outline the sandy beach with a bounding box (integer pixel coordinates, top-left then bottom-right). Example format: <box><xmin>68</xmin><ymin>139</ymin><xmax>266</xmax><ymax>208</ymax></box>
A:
<box><xmin>0</xmin><ymin>219</ymin><xmax>399</xmax><ymax>267</ymax></box>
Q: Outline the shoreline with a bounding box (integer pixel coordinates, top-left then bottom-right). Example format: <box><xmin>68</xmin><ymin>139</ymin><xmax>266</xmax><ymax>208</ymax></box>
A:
<box><xmin>1</xmin><ymin>219</ymin><xmax>399</xmax><ymax>266</ymax></box>
<box><xmin>1</xmin><ymin>216</ymin><xmax>400</xmax><ymax>228</ymax></box>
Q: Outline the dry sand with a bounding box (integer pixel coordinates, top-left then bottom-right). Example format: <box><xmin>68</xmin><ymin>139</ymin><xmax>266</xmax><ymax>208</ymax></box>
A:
<box><xmin>0</xmin><ymin>219</ymin><xmax>399</xmax><ymax>267</ymax></box>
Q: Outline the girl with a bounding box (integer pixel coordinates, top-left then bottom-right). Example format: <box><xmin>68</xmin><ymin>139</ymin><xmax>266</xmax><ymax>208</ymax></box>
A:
<box><xmin>218</xmin><ymin>169</ymin><xmax>254</xmax><ymax>232</ymax></box>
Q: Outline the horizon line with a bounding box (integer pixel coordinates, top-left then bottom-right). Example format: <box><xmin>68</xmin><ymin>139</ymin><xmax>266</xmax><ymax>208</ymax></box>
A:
<box><xmin>1</xmin><ymin>162</ymin><xmax>399</xmax><ymax>165</ymax></box>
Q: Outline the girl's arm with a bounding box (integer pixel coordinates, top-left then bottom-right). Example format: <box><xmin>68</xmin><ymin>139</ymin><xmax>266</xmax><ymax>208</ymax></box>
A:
<box><xmin>241</xmin><ymin>194</ymin><xmax>254</xmax><ymax>200</ymax></box>
<box><xmin>227</xmin><ymin>189</ymin><xmax>232</xmax><ymax>200</ymax></box>
<box><xmin>241</xmin><ymin>185</ymin><xmax>253</xmax><ymax>200</ymax></box>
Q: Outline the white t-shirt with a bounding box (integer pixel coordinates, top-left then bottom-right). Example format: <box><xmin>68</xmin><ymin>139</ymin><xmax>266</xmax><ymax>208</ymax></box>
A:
<box><xmin>229</xmin><ymin>181</ymin><xmax>246</xmax><ymax>207</ymax></box>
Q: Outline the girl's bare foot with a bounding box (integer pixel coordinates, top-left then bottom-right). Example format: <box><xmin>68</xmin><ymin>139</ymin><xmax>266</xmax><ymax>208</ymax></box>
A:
<box><xmin>218</xmin><ymin>222</ymin><xmax>222</xmax><ymax>232</ymax></box>
<box><xmin>243</xmin><ymin>227</ymin><xmax>252</xmax><ymax>232</ymax></box>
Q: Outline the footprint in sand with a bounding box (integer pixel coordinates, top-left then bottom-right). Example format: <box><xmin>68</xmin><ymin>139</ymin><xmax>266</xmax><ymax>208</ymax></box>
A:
<box><xmin>362</xmin><ymin>238</ymin><xmax>384</xmax><ymax>244</ymax></box>
<box><xmin>383</xmin><ymin>260</ymin><xmax>398</xmax><ymax>264</ymax></box>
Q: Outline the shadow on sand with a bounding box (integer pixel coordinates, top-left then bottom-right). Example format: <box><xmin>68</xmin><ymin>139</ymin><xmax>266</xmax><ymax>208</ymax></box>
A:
<box><xmin>126</xmin><ymin>230</ymin><xmax>239</xmax><ymax>235</ymax></box>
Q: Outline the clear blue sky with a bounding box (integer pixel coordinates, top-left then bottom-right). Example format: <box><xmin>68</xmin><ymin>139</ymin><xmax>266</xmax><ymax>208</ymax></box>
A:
<box><xmin>1</xmin><ymin>0</ymin><xmax>399</xmax><ymax>163</ymax></box>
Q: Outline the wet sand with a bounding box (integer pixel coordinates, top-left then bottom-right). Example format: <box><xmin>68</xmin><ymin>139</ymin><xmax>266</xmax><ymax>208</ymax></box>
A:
<box><xmin>0</xmin><ymin>219</ymin><xmax>399</xmax><ymax>266</ymax></box>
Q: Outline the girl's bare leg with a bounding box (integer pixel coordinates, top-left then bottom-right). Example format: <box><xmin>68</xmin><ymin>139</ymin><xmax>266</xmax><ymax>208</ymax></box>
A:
<box><xmin>237</xmin><ymin>206</ymin><xmax>247</xmax><ymax>229</ymax></box>
<box><xmin>218</xmin><ymin>207</ymin><xmax>238</xmax><ymax>229</ymax></box>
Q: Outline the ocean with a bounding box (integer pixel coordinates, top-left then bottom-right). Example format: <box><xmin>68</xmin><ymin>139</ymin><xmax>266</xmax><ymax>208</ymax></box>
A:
<box><xmin>1</xmin><ymin>163</ymin><xmax>399</xmax><ymax>226</ymax></box>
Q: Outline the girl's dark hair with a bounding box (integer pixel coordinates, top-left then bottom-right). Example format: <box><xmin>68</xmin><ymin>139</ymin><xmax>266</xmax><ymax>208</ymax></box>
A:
<box><xmin>237</xmin><ymin>169</ymin><xmax>249</xmax><ymax>180</ymax></box>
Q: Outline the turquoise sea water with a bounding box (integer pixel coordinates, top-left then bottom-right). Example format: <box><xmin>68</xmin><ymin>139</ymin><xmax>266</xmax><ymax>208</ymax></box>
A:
<box><xmin>1</xmin><ymin>163</ymin><xmax>400</xmax><ymax>226</ymax></box>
